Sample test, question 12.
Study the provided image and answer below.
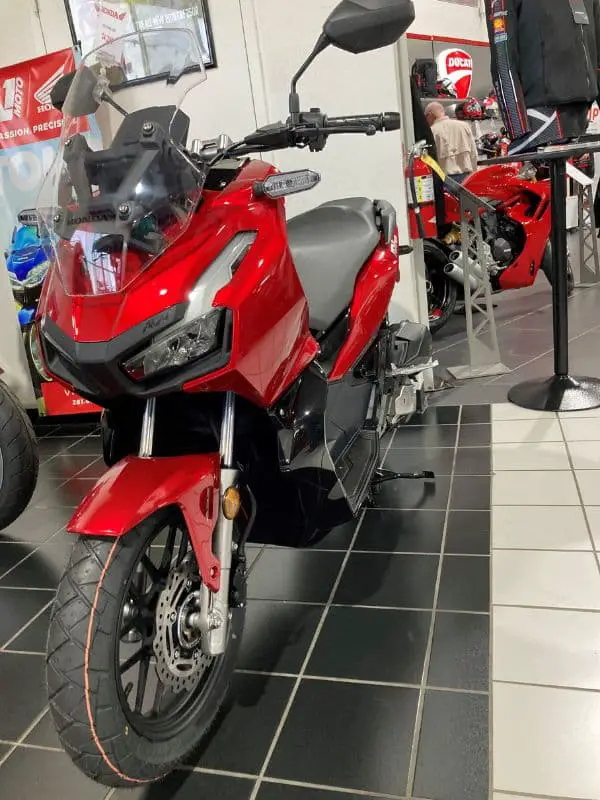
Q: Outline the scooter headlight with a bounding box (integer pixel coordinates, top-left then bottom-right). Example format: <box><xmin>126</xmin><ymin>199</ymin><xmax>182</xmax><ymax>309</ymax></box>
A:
<box><xmin>122</xmin><ymin>231</ymin><xmax>256</xmax><ymax>382</ymax></box>
<box><xmin>123</xmin><ymin>307</ymin><xmax>224</xmax><ymax>381</ymax></box>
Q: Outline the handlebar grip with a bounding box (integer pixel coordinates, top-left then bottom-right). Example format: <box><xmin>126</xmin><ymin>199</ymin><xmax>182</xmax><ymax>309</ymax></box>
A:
<box><xmin>326</xmin><ymin>112</ymin><xmax>401</xmax><ymax>132</ymax></box>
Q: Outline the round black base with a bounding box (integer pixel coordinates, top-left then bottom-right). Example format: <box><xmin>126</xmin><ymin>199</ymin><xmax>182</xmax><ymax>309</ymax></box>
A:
<box><xmin>508</xmin><ymin>375</ymin><xmax>600</xmax><ymax>412</ymax></box>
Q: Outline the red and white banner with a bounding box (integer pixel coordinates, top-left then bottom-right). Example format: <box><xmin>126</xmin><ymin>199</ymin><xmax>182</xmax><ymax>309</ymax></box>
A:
<box><xmin>0</xmin><ymin>48</ymin><xmax>99</xmax><ymax>417</ymax></box>
<box><xmin>0</xmin><ymin>49</ymin><xmax>82</xmax><ymax>148</ymax></box>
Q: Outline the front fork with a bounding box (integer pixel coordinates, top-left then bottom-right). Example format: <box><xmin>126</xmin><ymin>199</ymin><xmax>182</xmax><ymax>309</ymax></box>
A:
<box><xmin>139</xmin><ymin>392</ymin><xmax>239</xmax><ymax>657</ymax></box>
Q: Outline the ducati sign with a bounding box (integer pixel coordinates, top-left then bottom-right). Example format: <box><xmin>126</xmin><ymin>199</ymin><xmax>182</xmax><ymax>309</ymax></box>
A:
<box><xmin>437</xmin><ymin>48</ymin><xmax>474</xmax><ymax>100</ymax></box>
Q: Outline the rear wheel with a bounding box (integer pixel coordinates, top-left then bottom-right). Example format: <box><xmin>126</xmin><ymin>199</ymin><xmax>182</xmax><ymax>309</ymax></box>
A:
<box><xmin>46</xmin><ymin>509</ymin><xmax>245</xmax><ymax>787</ymax></box>
<box><xmin>424</xmin><ymin>240</ymin><xmax>458</xmax><ymax>334</ymax></box>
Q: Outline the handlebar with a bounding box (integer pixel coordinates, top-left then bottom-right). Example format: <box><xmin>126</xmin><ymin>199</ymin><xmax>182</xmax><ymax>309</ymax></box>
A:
<box><xmin>326</xmin><ymin>113</ymin><xmax>401</xmax><ymax>132</ymax></box>
<box><xmin>225</xmin><ymin>109</ymin><xmax>401</xmax><ymax>161</ymax></box>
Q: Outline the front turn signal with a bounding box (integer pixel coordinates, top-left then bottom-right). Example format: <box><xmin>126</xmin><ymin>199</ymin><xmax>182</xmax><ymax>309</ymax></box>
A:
<box><xmin>223</xmin><ymin>486</ymin><xmax>241</xmax><ymax>520</ymax></box>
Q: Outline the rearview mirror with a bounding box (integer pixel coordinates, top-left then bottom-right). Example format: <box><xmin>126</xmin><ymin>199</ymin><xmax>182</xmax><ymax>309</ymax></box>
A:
<box><xmin>323</xmin><ymin>0</ymin><xmax>415</xmax><ymax>54</ymax></box>
<box><xmin>51</xmin><ymin>67</ymin><xmax>100</xmax><ymax>116</ymax></box>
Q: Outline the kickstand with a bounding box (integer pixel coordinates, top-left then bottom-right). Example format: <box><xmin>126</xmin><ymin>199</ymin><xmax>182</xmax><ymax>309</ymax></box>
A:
<box><xmin>372</xmin><ymin>467</ymin><xmax>435</xmax><ymax>486</ymax></box>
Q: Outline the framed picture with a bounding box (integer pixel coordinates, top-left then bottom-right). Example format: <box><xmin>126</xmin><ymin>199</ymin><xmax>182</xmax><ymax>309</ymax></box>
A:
<box><xmin>63</xmin><ymin>0</ymin><xmax>217</xmax><ymax>85</ymax></box>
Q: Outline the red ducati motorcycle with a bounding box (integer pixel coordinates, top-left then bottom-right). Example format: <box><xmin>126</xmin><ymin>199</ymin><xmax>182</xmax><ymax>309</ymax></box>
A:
<box><xmin>39</xmin><ymin>1</ymin><xmax>427</xmax><ymax>788</ymax></box>
<box><xmin>423</xmin><ymin>153</ymin><xmax>574</xmax><ymax>333</ymax></box>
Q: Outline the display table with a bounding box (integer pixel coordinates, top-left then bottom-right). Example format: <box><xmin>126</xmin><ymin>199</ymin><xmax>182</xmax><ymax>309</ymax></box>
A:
<box><xmin>482</xmin><ymin>140</ymin><xmax>600</xmax><ymax>412</ymax></box>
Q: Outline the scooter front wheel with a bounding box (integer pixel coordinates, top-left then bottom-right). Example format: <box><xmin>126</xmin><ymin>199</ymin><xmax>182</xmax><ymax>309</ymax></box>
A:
<box><xmin>46</xmin><ymin>508</ymin><xmax>245</xmax><ymax>787</ymax></box>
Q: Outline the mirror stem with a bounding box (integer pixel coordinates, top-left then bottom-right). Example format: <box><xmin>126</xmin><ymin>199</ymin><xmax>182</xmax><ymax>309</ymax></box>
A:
<box><xmin>289</xmin><ymin>33</ymin><xmax>328</xmax><ymax>123</ymax></box>
<box><xmin>105</xmin><ymin>94</ymin><xmax>128</xmax><ymax>117</ymax></box>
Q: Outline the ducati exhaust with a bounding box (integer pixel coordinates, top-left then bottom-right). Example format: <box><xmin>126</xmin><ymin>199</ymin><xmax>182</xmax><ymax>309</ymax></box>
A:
<box><xmin>443</xmin><ymin>251</ymin><xmax>484</xmax><ymax>291</ymax></box>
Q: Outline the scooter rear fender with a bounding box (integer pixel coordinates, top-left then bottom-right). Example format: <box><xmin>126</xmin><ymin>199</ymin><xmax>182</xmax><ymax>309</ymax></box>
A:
<box><xmin>67</xmin><ymin>454</ymin><xmax>222</xmax><ymax>592</ymax></box>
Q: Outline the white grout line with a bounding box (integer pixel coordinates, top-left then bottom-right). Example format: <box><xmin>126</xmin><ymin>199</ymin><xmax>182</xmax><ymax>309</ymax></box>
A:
<box><xmin>234</xmin><ymin>669</ymin><xmax>489</xmax><ymax>694</ymax></box>
<box><xmin>0</xmin><ymin>599</ymin><xmax>53</xmax><ymax>650</ymax></box>
<box><xmin>0</xmin><ymin>707</ymin><xmax>49</xmax><ymax>769</ymax></box>
<box><xmin>247</xmin><ymin>506</ymin><xmax>369</xmax><ymax>800</ymax></box>
<box><xmin>404</xmin><ymin>406</ymin><xmax>463</xmax><ymax>797</ymax></box>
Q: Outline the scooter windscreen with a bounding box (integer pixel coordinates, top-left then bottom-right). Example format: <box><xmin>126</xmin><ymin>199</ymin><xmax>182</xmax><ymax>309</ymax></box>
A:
<box><xmin>37</xmin><ymin>28</ymin><xmax>207</xmax><ymax>297</ymax></box>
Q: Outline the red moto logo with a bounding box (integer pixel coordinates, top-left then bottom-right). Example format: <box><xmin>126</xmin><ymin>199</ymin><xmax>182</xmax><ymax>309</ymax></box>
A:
<box><xmin>437</xmin><ymin>49</ymin><xmax>473</xmax><ymax>100</ymax></box>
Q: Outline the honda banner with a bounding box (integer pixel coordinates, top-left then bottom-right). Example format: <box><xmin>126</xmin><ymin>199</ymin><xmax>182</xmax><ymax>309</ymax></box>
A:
<box><xmin>0</xmin><ymin>48</ymin><xmax>99</xmax><ymax>416</ymax></box>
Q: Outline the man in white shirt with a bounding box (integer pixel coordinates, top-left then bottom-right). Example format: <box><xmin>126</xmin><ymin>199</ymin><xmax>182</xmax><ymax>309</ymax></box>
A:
<box><xmin>424</xmin><ymin>101</ymin><xmax>478</xmax><ymax>183</ymax></box>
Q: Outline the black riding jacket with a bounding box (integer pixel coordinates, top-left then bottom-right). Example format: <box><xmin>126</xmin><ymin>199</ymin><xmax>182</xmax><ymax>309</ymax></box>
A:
<box><xmin>485</xmin><ymin>0</ymin><xmax>600</xmax><ymax>139</ymax></box>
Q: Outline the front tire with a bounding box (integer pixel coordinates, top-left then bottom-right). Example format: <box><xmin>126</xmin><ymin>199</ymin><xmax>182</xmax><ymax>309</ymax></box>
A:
<box><xmin>46</xmin><ymin>509</ymin><xmax>245</xmax><ymax>787</ymax></box>
<box><xmin>0</xmin><ymin>381</ymin><xmax>38</xmax><ymax>529</ymax></box>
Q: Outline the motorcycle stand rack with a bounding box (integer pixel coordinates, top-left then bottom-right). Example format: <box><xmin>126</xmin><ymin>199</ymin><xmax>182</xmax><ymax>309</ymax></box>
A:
<box><xmin>445</xmin><ymin>186</ymin><xmax>510</xmax><ymax>382</ymax></box>
<box><xmin>485</xmin><ymin>141</ymin><xmax>600</xmax><ymax>412</ymax></box>
<box><xmin>576</xmin><ymin>182</ymin><xmax>600</xmax><ymax>286</ymax></box>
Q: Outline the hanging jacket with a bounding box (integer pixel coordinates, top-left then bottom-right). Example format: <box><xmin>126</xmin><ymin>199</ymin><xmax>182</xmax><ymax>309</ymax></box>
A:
<box><xmin>485</xmin><ymin>0</ymin><xmax>600</xmax><ymax>140</ymax></box>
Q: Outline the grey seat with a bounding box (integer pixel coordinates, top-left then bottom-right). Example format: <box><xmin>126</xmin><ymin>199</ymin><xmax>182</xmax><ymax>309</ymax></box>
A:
<box><xmin>287</xmin><ymin>197</ymin><xmax>380</xmax><ymax>332</ymax></box>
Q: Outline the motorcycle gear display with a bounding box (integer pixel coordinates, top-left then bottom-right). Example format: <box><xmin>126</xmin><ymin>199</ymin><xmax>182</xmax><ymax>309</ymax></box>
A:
<box><xmin>455</xmin><ymin>98</ymin><xmax>484</xmax><ymax>121</ymax></box>
<box><xmin>485</xmin><ymin>0</ymin><xmax>600</xmax><ymax>152</ymax></box>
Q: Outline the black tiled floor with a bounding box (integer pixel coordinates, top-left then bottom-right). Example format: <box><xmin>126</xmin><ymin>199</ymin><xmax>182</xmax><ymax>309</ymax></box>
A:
<box><xmin>188</xmin><ymin>673</ymin><xmax>293</xmax><ymax>775</ymax></box>
<box><xmin>0</xmin><ymin>653</ymin><xmax>46</xmax><ymax>740</ymax></box>
<box><xmin>454</xmin><ymin>446</ymin><xmax>492</xmax><ymax>476</ymax></box>
<box><xmin>7</xmin><ymin>607</ymin><xmax>52</xmax><ymax>653</ymax></box>
<box><xmin>384</xmin><ymin>446</ymin><xmax>455</xmax><ymax>475</ymax></box>
<box><xmin>428</xmin><ymin>613</ymin><xmax>490</xmax><ymax>691</ymax></box>
<box><xmin>0</xmin><ymin>408</ymin><xmax>491</xmax><ymax>798</ymax></box>
<box><xmin>0</xmin><ymin>544</ymin><xmax>34</xmax><ymax>576</ymax></box>
<box><xmin>334</xmin><ymin>553</ymin><xmax>439</xmax><ymax>609</ymax></box>
<box><xmin>447</xmin><ymin>509</ymin><xmax>490</xmax><ymax>537</ymax></box>
<box><xmin>0</xmin><ymin>506</ymin><xmax>72</xmax><ymax>543</ymax></box>
<box><xmin>248</xmin><ymin>550</ymin><xmax>344</xmax><ymax>603</ymax></box>
<box><xmin>267</xmin><ymin>680</ymin><xmax>419</xmax><ymax>795</ymax></box>
<box><xmin>414</xmin><ymin>690</ymin><xmax>489</xmax><ymax>800</ymax></box>
<box><xmin>458</xmin><ymin>424</ymin><xmax>491</xmax><ymax>447</ymax></box>
<box><xmin>450</xmin><ymin>475</ymin><xmax>491</xmax><ymax>510</ymax></box>
<box><xmin>113</xmin><ymin>772</ymin><xmax>254</xmax><ymax>799</ymax></box>
<box><xmin>392</xmin><ymin>425</ymin><xmax>458</xmax><ymax>448</ymax></box>
<box><xmin>238</xmin><ymin>601</ymin><xmax>322</xmax><ymax>674</ymax></box>
<box><xmin>0</xmin><ymin>749</ymin><xmax>107</xmax><ymax>800</ymax></box>
<box><xmin>460</xmin><ymin>405</ymin><xmax>491</xmax><ymax>424</ymax></box>
<box><xmin>355</xmin><ymin>509</ymin><xmax>445</xmax><ymax>553</ymax></box>
<box><xmin>0</xmin><ymin>589</ymin><xmax>53</xmax><ymax>645</ymax></box>
<box><xmin>438</xmin><ymin>556</ymin><xmax>490</xmax><ymax>612</ymax></box>
<box><xmin>372</xmin><ymin>474</ymin><xmax>451</xmax><ymax>510</ymax></box>
<box><xmin>307</xmin><ymin>606</ymin><xmax>431</xmax><ymax>684</ymax></box>
<box><xmin>0</xmin><ymin>533</ymin><xmax>73</xmax><ymax>589</ymax></box>
<box><xmin>406</xmin><ymin>405</ymin><xmax>460</xmax><ymax>426</ymax></box>
<box><xmin>23</xmin><ymin>709</ymin><xmax>60</xmax><ymax>749</ymax></box>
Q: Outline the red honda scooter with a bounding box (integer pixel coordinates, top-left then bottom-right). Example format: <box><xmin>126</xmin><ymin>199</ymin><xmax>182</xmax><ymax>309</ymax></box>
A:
<box><xmin>38</xmin><ymin>1</ymin><xmax>427</xmax><ymax>788</ymax></box>
<box><xmin>423</xmin><ymin>153</ymin><xmax>575</xmax><ymax>333</ymax></box>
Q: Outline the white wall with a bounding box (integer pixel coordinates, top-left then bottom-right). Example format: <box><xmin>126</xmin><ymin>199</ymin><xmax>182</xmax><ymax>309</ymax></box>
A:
<box><xmin>411</xmin><ymin>0</ymin><xmax>487</xmax><ymax>41</ymax></box>
<box><xmin>240</xmin><ymin>0</ymin><xmax>418</xmax><ymax>320</ymax></box>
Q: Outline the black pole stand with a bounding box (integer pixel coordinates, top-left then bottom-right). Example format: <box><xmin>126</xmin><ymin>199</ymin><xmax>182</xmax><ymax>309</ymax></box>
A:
<box><xmin>482</xmin><ymin>141</ymin><xmax>600</xmax><ymax>412</ymax></box>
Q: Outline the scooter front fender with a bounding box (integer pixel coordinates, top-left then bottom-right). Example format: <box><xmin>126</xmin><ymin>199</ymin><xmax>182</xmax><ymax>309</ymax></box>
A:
<box><xmin>67</xmin><ymin>454</ymin><xmax>222</xmax><ymax>592</ymax></box>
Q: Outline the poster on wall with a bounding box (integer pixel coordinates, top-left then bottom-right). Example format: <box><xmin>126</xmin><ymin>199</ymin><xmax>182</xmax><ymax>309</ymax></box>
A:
<box><xmin>0</xmin><ymin>48</ymin><xmax>100</xmax><ymax>416</ymax></box>
<box><xmin>64</xmin><ymin>0</ymin><xmax>216</xmax><ymax>79</ymax></box>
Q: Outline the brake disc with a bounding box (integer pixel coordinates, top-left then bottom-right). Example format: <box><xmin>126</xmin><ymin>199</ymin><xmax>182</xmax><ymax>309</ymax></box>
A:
<box><xmin>153</xmin><ymin>558</ymin><xmax>213</xmax><ymax>693</ymax></box>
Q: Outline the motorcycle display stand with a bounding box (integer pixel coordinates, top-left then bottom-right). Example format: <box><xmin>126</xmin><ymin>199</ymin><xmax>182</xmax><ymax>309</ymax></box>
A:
<box><xmin>486</xmin><ymin>141</ymin><xmax>600</xmax><ymax>412</ymax></box>
<box><xmin>446</xmin><ymin>189</ymin><xmax>510</xmax><ymax>381</ymax></box>
<box><xmin>576</xmin><ymin>182</ymin><xmax>600</xmax><ymax>286</ymax></box>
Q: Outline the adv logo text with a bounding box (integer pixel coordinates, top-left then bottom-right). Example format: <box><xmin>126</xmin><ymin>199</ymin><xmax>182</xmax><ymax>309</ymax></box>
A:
<box><xmin>437</xmin><ymin>48</ymin><xmax>473</xmax><ymax>100</ymax></box>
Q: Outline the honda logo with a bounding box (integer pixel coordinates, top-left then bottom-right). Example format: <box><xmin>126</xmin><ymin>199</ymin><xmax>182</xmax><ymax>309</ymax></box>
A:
<box><xmin>34</xmin><ymin>66</ymin><xmax>65</xmax><ymax>107</ymax></box>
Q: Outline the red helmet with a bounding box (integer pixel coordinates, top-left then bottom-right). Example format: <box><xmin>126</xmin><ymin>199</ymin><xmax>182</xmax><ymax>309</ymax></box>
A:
<box><xmin>455</xmin><ymin>98</ymin><xmax>484</xmax><ymax>120</ymax></box>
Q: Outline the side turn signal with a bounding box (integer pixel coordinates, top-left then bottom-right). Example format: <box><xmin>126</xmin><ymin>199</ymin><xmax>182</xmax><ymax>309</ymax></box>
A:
<box><xmin>223</xmin><ymin>487</ymin><xmax>242</xmax><ymax>520</ymax></box>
